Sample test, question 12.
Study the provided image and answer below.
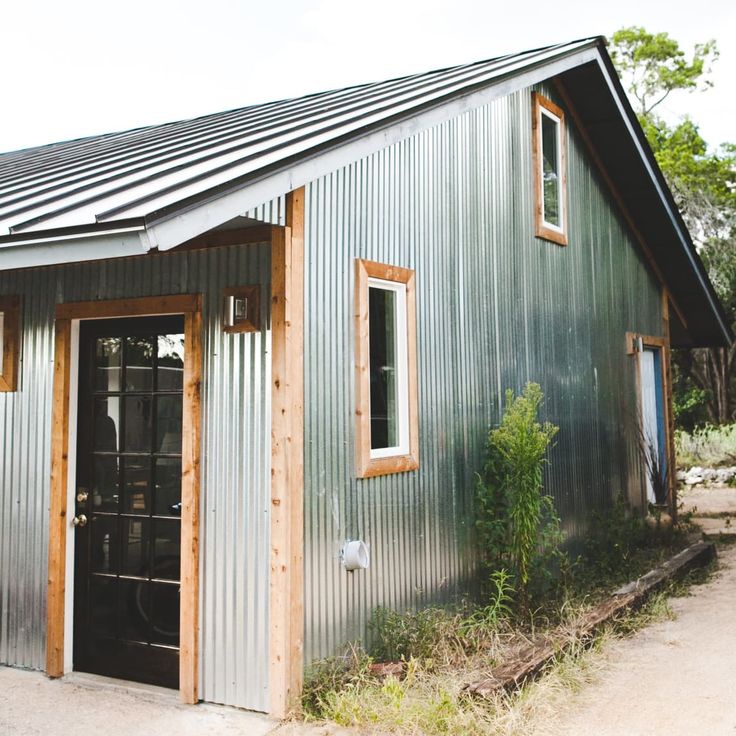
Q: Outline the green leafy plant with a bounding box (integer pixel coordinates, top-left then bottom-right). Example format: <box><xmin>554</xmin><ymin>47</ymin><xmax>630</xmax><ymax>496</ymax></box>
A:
<box><xmin>302</xmin><ymin>643</ymin><xmax>373</xmax><ymax>717</ymax></box>
<box><xmin>475</xmin><ymin>382</ymin><xmax>561</xmax><ymax>607</ymax></box>
<box><xmin>459</xmin><ymin>569</ymin><xmax>513</xmax><ymax>639</ymax></box>
<box><xmin>368</xmin><ymin>606</ymin><xmax>466</xmax><ymax>666</ymax></box>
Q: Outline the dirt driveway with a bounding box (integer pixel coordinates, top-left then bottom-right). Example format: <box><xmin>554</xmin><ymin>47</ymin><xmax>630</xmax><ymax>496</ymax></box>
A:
<box><xmin>545</xmin><ymin>487</ymin><xmax>736</xmax><ymax>736</ymax></box>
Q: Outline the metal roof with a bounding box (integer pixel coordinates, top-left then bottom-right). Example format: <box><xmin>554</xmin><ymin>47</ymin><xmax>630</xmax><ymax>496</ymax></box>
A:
<box><xmin>0</xmin><ymin>36</ymin><xmax>729</xmax><ymax>346</ymax></box>
<box><xmin>0</xmin><ymin>38</ymin><xmax>596</xmax><ymax>239</ymax></box>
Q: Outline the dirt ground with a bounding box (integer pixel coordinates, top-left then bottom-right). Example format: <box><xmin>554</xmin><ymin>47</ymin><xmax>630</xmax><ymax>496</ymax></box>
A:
<box><xmin>543</xmin><ymin>485</ymin><xmax>736</xmax><ymax>736</ymax></box>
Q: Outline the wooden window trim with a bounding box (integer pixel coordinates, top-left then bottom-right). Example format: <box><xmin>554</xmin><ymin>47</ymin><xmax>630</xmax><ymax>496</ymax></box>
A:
<box><xmin>532</xmin><ymin>92</ymin><xmax>568</xmax><ymax>246</ymax></box>
<box><xmin>46</xmin><ymin>293</ymin><xmax>202</xmax><ymax>705</ymax></box>
<box><xmin>355</xmin><ymin>258</ymin><xmax>419</xmax><ymax>479</ymax></box>
<box><xmin>0</xmin><ymin>295</ymin><xmax>21</xmax><ymax>392</ymax></box>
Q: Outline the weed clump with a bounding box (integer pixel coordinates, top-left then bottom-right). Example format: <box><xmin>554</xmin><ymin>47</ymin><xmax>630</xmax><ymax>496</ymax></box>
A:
<box><xmin>475</xmin><ymin>382</ymin><xmax>564</xmax><ymax>609</ymax></box>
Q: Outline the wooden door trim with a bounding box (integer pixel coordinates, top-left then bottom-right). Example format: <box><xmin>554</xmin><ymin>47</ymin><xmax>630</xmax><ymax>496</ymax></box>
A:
<box><xmin>269</xmin><ymin>188</ymin><xmax>305</xmax><ymax>718</ymax></box>
<box><xmin>46</xmin><ymin>293</ymin><xmax>202</xmax><ymax>705</ymax></box>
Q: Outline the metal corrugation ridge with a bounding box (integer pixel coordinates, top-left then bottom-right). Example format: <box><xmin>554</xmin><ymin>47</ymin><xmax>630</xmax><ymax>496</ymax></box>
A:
<box><xmin>0</xmin><ymin>38</ymin><xmax>599</xmax><ymax>237</ymax></box>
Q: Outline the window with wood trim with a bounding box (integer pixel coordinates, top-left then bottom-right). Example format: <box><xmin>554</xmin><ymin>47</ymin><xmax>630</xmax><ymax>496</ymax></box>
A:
<box><xmin>355</xmin><ymin>259</ymin><xmax>419</xmax><ymax>478</ymax></box>
<box><xmin>0</xmin><ymin>296</ymin><xmax>20</xmax><ymax>392</ymax></box>
<box><xmin>532</xmin><ymin>92</ymin><xmax>568</xmax><ymax>246</ymax></box>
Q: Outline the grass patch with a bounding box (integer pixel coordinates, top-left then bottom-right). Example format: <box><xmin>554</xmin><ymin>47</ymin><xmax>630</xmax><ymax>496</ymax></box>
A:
<box><xmin>676</xmin><ymin>423</ymin><xmax>736</xmax><ymax>467</ymax></box>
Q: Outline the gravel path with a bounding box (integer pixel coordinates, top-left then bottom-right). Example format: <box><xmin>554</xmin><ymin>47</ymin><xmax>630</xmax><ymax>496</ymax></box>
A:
<box><xmin>545</xmin><ymin>489</ymin><xmax>736</xmax><ymax>736</ymax></box>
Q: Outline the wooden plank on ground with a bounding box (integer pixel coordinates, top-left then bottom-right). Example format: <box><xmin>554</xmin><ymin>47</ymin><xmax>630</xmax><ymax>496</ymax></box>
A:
<box><xmin>464</xmin><ymin>542</ymin><xmax>715</xmax><ymax>698</ymax></box>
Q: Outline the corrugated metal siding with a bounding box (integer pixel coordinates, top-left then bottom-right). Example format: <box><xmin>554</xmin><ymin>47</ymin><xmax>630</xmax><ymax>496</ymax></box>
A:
<box><xmin>0</xmin><ymin>243</ymin><xmax>272</xmax><ymax>711</ymax></box>
<box><xmin>302</xmin><ymin>83</ymin><xmax>662</xmax><ymax>662</ymax></box>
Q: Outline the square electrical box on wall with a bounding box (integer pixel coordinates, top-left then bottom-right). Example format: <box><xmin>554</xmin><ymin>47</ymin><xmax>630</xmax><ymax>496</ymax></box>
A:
<box><xmin>222</xmin><ymin>285</ymin><xmax>261</xmax><ymax>334</ymax></box>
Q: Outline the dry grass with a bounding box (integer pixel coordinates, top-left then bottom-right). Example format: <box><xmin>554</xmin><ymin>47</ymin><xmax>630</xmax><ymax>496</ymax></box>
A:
<box><xmin>301</xmin><ymin>591</ymin><xmax>680</xmax><ymax>736</ymax></box>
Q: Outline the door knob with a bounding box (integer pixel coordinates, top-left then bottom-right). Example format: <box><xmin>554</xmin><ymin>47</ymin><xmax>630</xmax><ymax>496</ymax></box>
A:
<box><xmin>76</xmin><ymin>488</ymin><xmax>89</xmax><ymax>503</ymax></box>
<box><xmin>72</xmin><ymin>514</ymin><xmax>88</xmax><ymax>528</ymax></box>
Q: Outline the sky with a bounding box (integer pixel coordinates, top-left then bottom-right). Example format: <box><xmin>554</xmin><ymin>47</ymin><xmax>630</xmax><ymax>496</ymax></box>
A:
<box><xmin>0</xmin><ymin>0</ymin><xmax>733</xmax><ymax>154</ymax></box>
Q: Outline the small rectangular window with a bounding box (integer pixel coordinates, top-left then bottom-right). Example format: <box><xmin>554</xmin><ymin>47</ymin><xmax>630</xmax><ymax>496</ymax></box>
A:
<box><xmin>0</xmin><ymin>296</ymin><xmax>20</xmax><ymax>392</ymax></box>
<box><xmin>355</xmin><ymin>260</ymin><xmax>418</xmax><ymax>478</ymax></box>
<box><xmin>533</xmin><ymin>92</ymin><xmax>568</xmax><ymax>246</ymax></box>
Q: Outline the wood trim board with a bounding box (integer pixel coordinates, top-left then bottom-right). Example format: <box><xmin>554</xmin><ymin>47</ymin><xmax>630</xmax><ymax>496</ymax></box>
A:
<box><xmin>269</xmin><ymin>188</ymin><xmax>305</xmax><ymax>718</ymax></box>
<box><xmin>0</xmin><ymin>295</ymin><xmax>21</xmax><ymax>392</ymax></box>
<box><xmin>46</xmin><ymin>293</ymin><xmax>202</xmax><ymax>705</ymax></box>
<box><xmin>354</xmin><ymin>258</ymin><xmax>420</xmax><ymax>479</ymax></box>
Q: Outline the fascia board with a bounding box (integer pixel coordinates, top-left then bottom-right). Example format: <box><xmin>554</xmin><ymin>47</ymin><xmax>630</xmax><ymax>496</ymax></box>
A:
<box><xmin>0</xmin><ymin>229</ymin><xmax>147</xmax><ymax>271</ymax></box>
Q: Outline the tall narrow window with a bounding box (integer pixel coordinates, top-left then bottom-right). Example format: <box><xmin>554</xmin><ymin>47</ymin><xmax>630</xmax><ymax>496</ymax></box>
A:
<box><xmin>355</xmin><ymin>259</ymin><xmax>418</xmax><ymax>478</ymax></box>
<box><xmin>532</xmin><ymin>92</ymin><xmax>568</xmax><ymax>246</ymax></box>
<box><xmin>0</xmin><ymin>296</ymin><xmax>20</xmax><ymax>392</ymax></box>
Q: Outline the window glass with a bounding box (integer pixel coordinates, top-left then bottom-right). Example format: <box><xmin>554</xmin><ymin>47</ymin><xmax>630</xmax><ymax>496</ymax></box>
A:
<box><xmin>0</xmin><ymin>312</ymin><xmax>4</xmax><ymax>366</ymax></box>
<box><xmin>541</xmin><ymin>111</ymin><xmax>561</xmax><ymax>227</ymax></box>
<box><xmin>369</xmin><ymin>287</ymin><xmax>398</xmax><ymax>450</ymax></box>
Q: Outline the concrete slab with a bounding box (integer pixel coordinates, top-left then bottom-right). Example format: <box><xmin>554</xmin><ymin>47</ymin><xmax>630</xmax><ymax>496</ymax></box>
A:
<box><xmin>1</xmin><ymin>667</ymin><xmax>277</xmax><ymax>736</ymax></box>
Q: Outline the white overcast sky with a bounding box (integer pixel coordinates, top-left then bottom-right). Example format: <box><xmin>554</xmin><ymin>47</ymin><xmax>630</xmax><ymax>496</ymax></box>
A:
<box><xmin>0</xmin><ymin>0</ymin><xmax>733</xmax><ymax>154</ymax></box>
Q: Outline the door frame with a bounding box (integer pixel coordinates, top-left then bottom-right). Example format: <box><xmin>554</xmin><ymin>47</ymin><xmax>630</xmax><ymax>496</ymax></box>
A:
<box><xmin>46</xmin><ymin>294</ymin><xmax>202</xmax><ymax>704</ymax></box>
<box><xmin>627</xmin><ymin>331</ymin><xmax>674</xmax><ymax>511</ymax></box>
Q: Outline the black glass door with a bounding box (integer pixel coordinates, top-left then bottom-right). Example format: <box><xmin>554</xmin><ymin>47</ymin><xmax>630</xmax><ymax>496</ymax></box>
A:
<box><xmin>73</xmin><ymin>316</ymin><xmax>185</xmax><ymax>689</ymax></box>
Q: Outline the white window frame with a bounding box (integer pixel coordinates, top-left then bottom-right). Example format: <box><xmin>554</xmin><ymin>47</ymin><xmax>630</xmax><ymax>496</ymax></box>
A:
<box><xmin>367</xmin><ymin>276</ymin><xmax>410</xmax><ymax>460</ymax></box>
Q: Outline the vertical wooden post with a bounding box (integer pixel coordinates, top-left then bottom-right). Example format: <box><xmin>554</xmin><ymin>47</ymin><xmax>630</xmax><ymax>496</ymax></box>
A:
<box><xmin>46</xmin><ymin>318</ymin><xmax>72</xmax><ymax>677</ymax></box>
<box><xmin>662</xmin><ymin>289</ymin><xmax>678</xmax><ymax>522</ymax></box>
<box><xmin>180</xmin><ymin>300</ymin><xmax>203</xmax><ymax>703</ymax></box>
<box><xmin>269</xmin><ymin>188</ymin><xmax>305</xmax><ymax>718</ymax></box>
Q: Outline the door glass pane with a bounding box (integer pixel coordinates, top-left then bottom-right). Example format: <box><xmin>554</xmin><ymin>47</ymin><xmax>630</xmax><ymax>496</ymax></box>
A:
<box><xmin>90</xmin><ymin>515</ymin><xmax>118</xmax><ymax>574</ymax></box>
<box><xmin>157</xmin><ymin>334</ymin><xmax>185</xmax><ymax>391</ymax></box>
<box><xmin>124</xmin><ymin>396</ymin><xmax>152</xmax><ymax>452</ymax></box>
<box><xmin>125</xmin><ymin>336</ymin><xmax>154</xmax><ymax>391</ymax></box>
<box><xmin>93</xmin><ymin>397</ymin><xmax>120</xmax><ymax>452</ymax></box>
<box><xmin>119</xmin><ymin>579</ymin><xmax>150</xmax><ymax>643</ymax></box>
<box><xmin>150</xmin><ymin>583</ymin><xmax>180</xmax><ymax>646</ymax></box>
<box><xmin>92</xmin><ymin>455</ymin><xmax>119</xmax><ymax>511</ymax></box>
<box><xmin>154</xmin><ymin>458</ymin><xmax>182</xmax><ymax>516</ymax></box>
<box><xmin>89</xmin><ymin>576</ymin><xmax>117</xmax><ymax>638</ymax></box>
<box><xmin>369</xmin><ymin>287</ymin><xmax>398</xmax><ymax>449</ymax></box>
<box><xmin>95</xmin><ymin>338</ymin><xmax>122</xmax><ymax>392</ymax></box>
<box><xmin>123</xmin><ymin>457</ymin><xmax>150</xmax><ymax>514</ymax></box>
<box><xmin>156</xmin><ymin>396</ymin><xmax>182</xmax><ymax>454</ymax></box>
<box><xmin>120</xmin><ymin>518</ymin><xmax>150</xmax><ymax>577</ymax></box>
<box><xmin>541</xmin><ymin>113</ymin><xmax>560</xmax><ymax>227</ymax></box>
<box><xmin>153</xmin><ymin>520</ymin><xmax>180</xmax><ymax>581</ymax></box>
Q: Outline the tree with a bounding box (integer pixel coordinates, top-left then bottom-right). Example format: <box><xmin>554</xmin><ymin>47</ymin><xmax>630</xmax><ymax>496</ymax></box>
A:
<box><xmin>610</xmin><ymin>27</ymin><xmax>718</xmax><ymax>117</ymax></box>
<box><xmin>611</xmin><ymin>28</ymin><xmax>736</xmax><ymax>426</ymax></box>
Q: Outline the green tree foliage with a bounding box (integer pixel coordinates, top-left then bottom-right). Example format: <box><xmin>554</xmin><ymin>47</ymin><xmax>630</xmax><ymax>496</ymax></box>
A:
<box><xmin>611</xmin><ymin>28</ymin><xmax>736</xmax><ymax>426</ymax></box>
<box><xmin>475</xmin><ymin>383</ymin><xmax>561</xmax><ymax>606</ymax></box>
<box><xmin>610</xmin><ymin>27</ymin><xmax>718</xmax><ymax>116</ymax></box>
